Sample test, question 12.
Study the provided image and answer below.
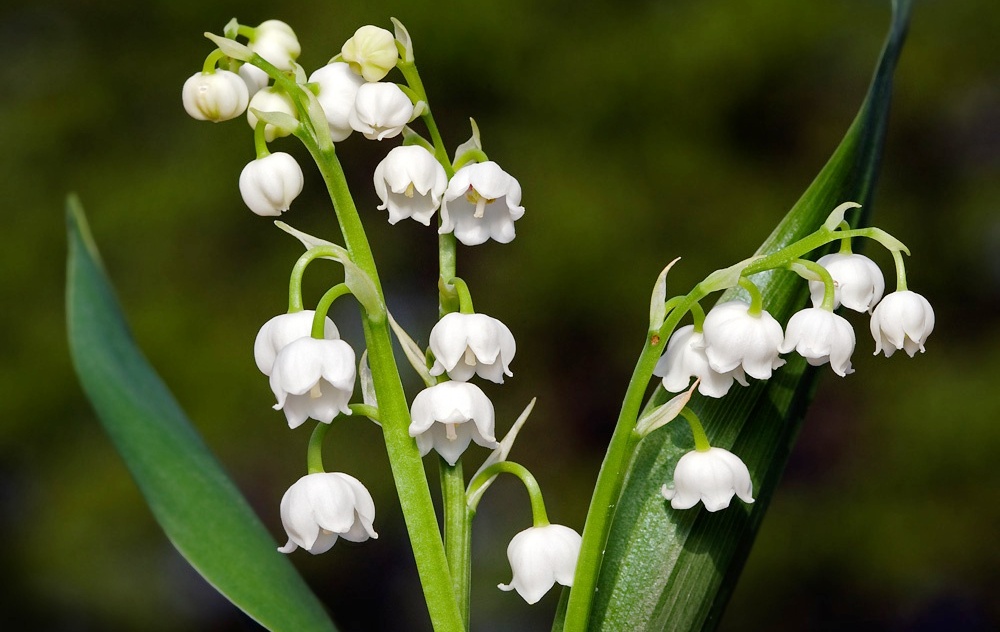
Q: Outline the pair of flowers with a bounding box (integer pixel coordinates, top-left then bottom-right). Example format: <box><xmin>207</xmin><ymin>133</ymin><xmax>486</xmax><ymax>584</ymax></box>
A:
<box><xmin>376</xmin><ymin>149</ymin><xmax>525</xmax><ymax>246</ymax></box>
<box><xmin>656</xmin><ymin>253</ymin><xmax>934</xmax><ymax>399</ymax></box>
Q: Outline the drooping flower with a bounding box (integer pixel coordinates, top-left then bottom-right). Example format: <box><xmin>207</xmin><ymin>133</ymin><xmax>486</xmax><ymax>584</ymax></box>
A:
<box><xmin>809</xmin><ymin>253</ymin><xmax>886</xmax><ymax>313</ymax></box>
<box><xmin>498</xmin><ymin>524</ymin><xmax>582</xmax><ymax>604</ymax></box>
<box><xmin>310</xmin><ymin>62</ymin><xmax>366</xmax><ymax>142</ymax></box>
<box><xmin>440</xmin><ymin>161</ymin><xmax>525</xmax><ymax>246</ymax></box>
<box><xmin>253</xmin><ymin>311</ymin><xmax>339</xmax><ymax>376</ymax></box>
<box><xmin>428</xmin><ymin>312</ymin><xmax>516</xmax><ymax>383</ymax></box>
<box><xmin>238</xmin><ymin>63</ymin><xmax>270</xmax><ymax>98</ymax></box>
<box><xmin>239</xmin><ymin>152</ymin><xmax>304</xmax><ymax>217</ymax></box>
<box><xmin>348</xmin><ymin>82</ymin><xmax>413</xmax><ymax>141</ymax></box>
<box><xmin>278</xmin><ymin>472</ymin><xmax>377</xmax><ymax>555</ymax></box>
<box><xmin>341</xmin><ymin>25</ymin><xmax>399</xmax><ymax>82</ymax></box>
<box><xmin>246</xmin><ymin>87</ymin><xmax>298</xmax><ymax>142</ymax></box>
<box><xmin>182</xmin><ymin>70</ymin><xmax>249</xmax><ymax>122</ymax></box>
<box><xmin>661</xmin><ymin>447</ymin><xmax>754</xmax><ymax>512</ymax></box>
<box><xmin>870</xmin><ymin>290</ymin><xmax>934</xmax><ymax>357</ymax></box>
<box><xmin>248</xmin><ymin>20</ymin><xmax>301</xmax><ymax>71</ymax></box>
<box><xmin>702</xmin><ymin>300</ymin><xmax>785</xmax><ymax>380</ymax></box>
<box><xmin>653</xmin><ymin>324</ymin><xmax>748</xmax><ymax>398</ymax></box>
<box><xmin>779</xmin><ymin>307</ymin><xmax>856</xmax><ymax>376</ymax></box>
<box><xmin>373</xmin><ymin>146</ymin><xmax>448</xmax><ymax>226</ymax></box>
<box><xmin>409</xmin><ymin>382</ymin><xmax>498</xmax><ymax>465</ymax></box>
<box><xmin>269</xmin><ymin>337</ymin><xmax>356</xmax><ymax>428</ymax></box>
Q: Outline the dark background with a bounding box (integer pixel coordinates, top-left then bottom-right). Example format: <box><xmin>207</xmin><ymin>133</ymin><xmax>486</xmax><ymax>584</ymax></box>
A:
<box><xmin>2</xmin><ymin>0</ymin><xmax>998</xmax><ymax>630</ymax></box>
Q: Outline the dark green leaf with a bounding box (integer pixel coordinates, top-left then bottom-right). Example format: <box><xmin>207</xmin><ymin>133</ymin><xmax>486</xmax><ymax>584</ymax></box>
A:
<box><xmin>586</xmin><ymin>1</ymin><xmax>913</xmax><ymax>630</ymax></box>
<box><xmin>65</xmin><ymin>196</ymin><xmax>337</xmax><ymax>632</ymax></box>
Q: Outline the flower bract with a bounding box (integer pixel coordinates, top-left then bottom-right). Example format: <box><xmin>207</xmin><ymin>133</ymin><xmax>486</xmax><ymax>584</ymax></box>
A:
<box><xmin>654</xmin><ymin>324</ymin><xmax>748</xmax><ymax>398</ymax></box>
<box><xmin>341</xmin><ymin>25</ymin><xmax>399</xmax><ymax>82</ymax></box>
<box><xmin>870</xmin><ymin>290</ymin><xmax>934</xmax><ymax>357</ymax></box>
<box><xmin>809</xmin><ymin>253</ymin><xmax>885</xmax><ymax>313</ymax></box>
<box><xmin>348</xmin><ymin>82</ymin><xmax>413</xmax><ymax>141</ymax></box>
<box><xmin>278</xmin><ymin>472</ymin><xmax>377</xmax><ymax>555</ymax></box>
<box><xmin>428</xmin><ymin>312</ymin><xmax>516</xmax><ymax>383</ymax></box>
<box><xmin>310</xmin><ymin>62</ymin><xmax>366</xmax><ymax>142</ymax></box>
<box><xmin>182</xmin><ymin>70</ymin><xmax>249</xmax><ymax>122</ymax></box>
<box><xmin>374</xmin><ymin>146</ymin><xmax>448</xmax><ymax>226</ymax></box>
<box><xmin>239</xmin><ymin>152</ymin><xmax>304</xmax><ymax>217</ymax></box>
<box><xmin>253</xmin><ymin>311</ymin><xmax>339</xmax><ymax>376</ymax></box>
<box><xmin>498</xmin><ymin>524</ymin><xmax>582</xmax><ymax>604</ymax></box>
<box><xmin>440</xmin><ymin>161</ymin><xmax>525</xmax><ymax>246</ymax></box>
<box><xmin>408</xmin><ymin>382</ymin><xmax>498</xmax><ymax>465</ymax></box>
<box><xmin>702</xmin><ymin>300</ymin><xmax>785</xmax><ymax>380</ymax></box>
<box><xmin>779</xmin><ymin>307</ymin><xmax>856</xmax><ymax>376</ymax></box>
<box><xmin>269</xmin><ymin>337</ymin><xmax>356</xmax><ymax>428</ymax></box>
<box><xmin>661</xmin><ymin>447</ymin><xmax>754</xmax><ymax>512</ymax></box>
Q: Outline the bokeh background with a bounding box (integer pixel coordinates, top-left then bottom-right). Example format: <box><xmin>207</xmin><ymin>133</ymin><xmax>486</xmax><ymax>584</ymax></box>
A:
<box><xmin>3</xmin><ymin>0</ymin><xmax>998</xmax><ymax>630</ymax></box>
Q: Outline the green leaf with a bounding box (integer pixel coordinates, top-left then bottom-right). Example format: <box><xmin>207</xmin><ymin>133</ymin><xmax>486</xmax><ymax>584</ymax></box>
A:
<box><xmin>581</xmin><ymin>1</ymin><xmax>913</xmax><ymax>630</ymax></box>
<box><xmin>65</xmin><ymin>196</ymin><xmax>337</xmax><ymax>632</ymax></box>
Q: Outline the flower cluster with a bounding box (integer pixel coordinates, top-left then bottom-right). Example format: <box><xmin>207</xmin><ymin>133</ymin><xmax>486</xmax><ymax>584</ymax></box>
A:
<box><xmin>651</xmin><ymin>215</ymin><xmax>933</xmax><ymax>513</ymax></box>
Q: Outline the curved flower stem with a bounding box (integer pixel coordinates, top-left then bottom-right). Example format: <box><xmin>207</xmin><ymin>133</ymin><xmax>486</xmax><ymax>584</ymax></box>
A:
<box><xmin>679</xmin><ymin>407</ymin><xmax>711</xmax><ymax>453</ymax></box>
<box><xmin>302</xmin><ymin>139</ymin><xmax>462</xmax><ymax>631</ymax></box>
<box><xmin>439</xmin><ymin>458</ymin><xmax>471</xmax><ymax>628</ymax></box>
<box><xmin>311</xmin><ymin>283</ymin><xmax>351</xmax><ymax>338</ymax></box>
<box><xmin>689</xmin><ymin>301</ymin><xmax>706</xmax><ymax>332</ymax></box>
<box><xmin>467</xmin><ymin>461</ymin><xmax>549</xmax><ymax>527</ymax></box>
<box><xmin>788</xmin><ymin>258</ymin><xmax>836</xmax><ymax>311</ymax></box>
<box><xmin>738</xmin><ymin>276</ymin><xmax>764</xmax><ymax>316</ymax></box>
<box><xmin>252</xmin><ymin>120</ymin><xmax>269</xmax><ymax>159</ymax></box>
<box><xmin>448</xmin><ymin>277</ymin><xmax>475</xmax><ymax>314</ymax></box>
<box><xmin>306</xmin><ymin>422</ymin><xmax>330</xmax><ymax>475</ymax></box>
<box><xmin>202</xmin><ymin>49</ymin><xmax>226</xmax><ymax>74</ymax></box>
<box><xmin>891</xmin><ymin>249</ymin><xmax>908</xmax><ymax>291</ymax></box>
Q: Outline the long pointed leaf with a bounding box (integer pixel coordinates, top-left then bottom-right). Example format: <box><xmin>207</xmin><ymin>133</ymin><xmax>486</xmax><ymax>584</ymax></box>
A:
<box><xmin>66</xmin><ymin>196</ymin><xmax>337</xmax><ymax>632</ymax></box>
<box><xmin>585</xmin><ymin>1</ymin><xmax>912</xmax><ymax>630</ymax></box>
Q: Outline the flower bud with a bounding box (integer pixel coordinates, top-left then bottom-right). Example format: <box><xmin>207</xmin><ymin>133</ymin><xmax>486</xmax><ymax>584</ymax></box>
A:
<box><xmin>249</xmin><ymin>20</ymin><xmax>300</xmax><ymax>71</ymax></box>
<box><xmin>238</xmin><ymin>63</ymin><xmax>270</xmax><ymax>98</ymax></box>
<box><xmin>182</xmin><ymin>70</ymin><xmax>249</xmax><ymax>122</ymax></box>
<box><xmin>239</xmin><ymin>152</ymin><xmax>304</xmax><ymax>217</ymax></box>
<box><xmin>309</xmin><ymin>62</ymin><xmax>366</xmax><ymax>142</ymax></box>
<box><xmin>341</xmin><ymin>25</ymin><xmax>399</xmax><ymax>82</ymax></box>
<box><xmin>348</xmin><ymin>82</ymin><xmax>413</xmax><ymax>141</ymax></box>
<box><xmin>809</xmin><ymin>253</ymin><xmax>885</xmax><ymax>313</ymax></box>
<box><xmin>247</xmin><ymin>87</ymin><xmax>298</xmax><ymax>142</ymax></box>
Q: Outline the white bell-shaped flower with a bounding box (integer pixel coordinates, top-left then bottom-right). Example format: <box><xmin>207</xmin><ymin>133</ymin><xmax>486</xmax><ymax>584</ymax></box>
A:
<box><xmin>249</xmin><ymin>20</ymin><xmax>301</xmax><ymax>71</ymax></box>
<box><xmin>373</xmin><ymin>146</ymin><xmax>448</xmax><ymax>225</ymax></box>
<box><xmin>429</xmin><ymin>313</ymin><xmax>516</xmax><ymax>384</ymax></box>
<box><xmin>702</xmin><ymin>300</ymin><xmax>785</xmax><ymax>381</ymax></box>
<box><xmin>238</xmin><ymin>63</ymin><xmax>270</xmax><ymax>98</ymax></box>
<box><xmin>662</xmin><ymin>447</ymin><xmax>754</xmax><ymax>512</ymax></box>
<box><xmin>182</xmin><ymin>70</ymin><xmax>249</xmax><ymax>122</ymax></box>
<box><xmin>341</xmin><ymin>25</ymin><xmax>399</xmax><ymax>82</ymax></box>
<box><xmin>409</xmin><ymin>382</ymin><xmax>498</xmax><ymax>465</ymax></box>
<box><xmin>348</xmin><ymin>82</ymin><xmax>413</xmax><ymax>141</ymax></box>
<box><xmin>269</xmin><ymin>337</ymin><xmax>356</xmax><ymax>428</ymax></box>
<box><xmin>278</xmin><ymin>472</ymin><xmax>377</xmax><ymax>555</ymax></box>
<box><xmin>870</xmin><ymin>290</ymin><xmax>934</xmax><ymax>357</ymax></box>
<box><xmin>498</xmin><ymin>524</ymin><xmax>582</xmax><ymax>604</ymax></box>
<box><xmin>254</xmin><ymin>311</ymin><xmax>339</xmax><ymax>376</ymax></box>
<box><xmin>440</xmin><ymin>161</ymin><xmax>525</xmax><ymax>246</ymax></box>
<box><xmin>309</xmin><ymin>62</ymin><xmax>366</xmax><ymax>142</ymax></box>
<box><xmin>654</xmin><ymin>325</ymin><xmax>748</xmax><ymax>398</ymax></box>
<box><xmin>809</xmin><ymin>253</ymin><xmax>886</xmax><ymax>313</ymax></box>
<box><xmin>239</xmin><ymin>152</ymin><xmax>304</xmax><ymax>217</ymax></box>
<box><xmin>246</xmin><ymin>87</ymin><xmax>298</xmax><ymax>142</ymax></box>
<box><xmin>779</xmin><ymin>307</ymin><xmax>856</xmax><ymax>376</ymax></box>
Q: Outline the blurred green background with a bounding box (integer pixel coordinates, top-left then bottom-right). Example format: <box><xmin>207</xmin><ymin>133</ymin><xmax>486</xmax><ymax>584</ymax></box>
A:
<box><xmin>3</xmin><ymin>0</ymin><xmax>998</xmax><ymax>629</ymax></box>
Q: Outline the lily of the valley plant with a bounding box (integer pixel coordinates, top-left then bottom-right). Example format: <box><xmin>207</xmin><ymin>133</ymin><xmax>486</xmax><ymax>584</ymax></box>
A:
<box><xmin>68</xmin><ymin>3</ymin><xmax>924</xmax><ymax>631</ymax></box>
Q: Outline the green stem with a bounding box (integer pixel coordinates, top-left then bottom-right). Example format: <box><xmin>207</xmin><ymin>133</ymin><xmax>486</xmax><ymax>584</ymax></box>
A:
<box><xmin>789</xmin><ymin>258</ymin><xmax>836</xmax><ymax>311</ymax></box>
<box><xmin>306</xmin><ymin>422</ymin><xmax>330</xmax><ymax>475</ymax></box>
<box><xmin>467</xmin><ymin>462</ymin><xmax>549</xmax><ymax>526</ymax></box>
<box><xmin>287</xmin><ymin>246</ymin><xmax>348</xmax><ymax>313</ymax></box>
<box><xmin>689</xmin><ymin>301</ymin><xmax>706</xmax><ymax>332</ymax></box>
<box><xmin>891</xmin><ymin>249</ymin><xmax>908</xmax><ymax>291</ymax></box>
<box><xmin>311</xmin><ymin>283</ymin><xmax>351</xmax><ymax>338</ymax></box>
<box><xmin>564</xmin><ymin>284</ymin><xmax>707</xmax><ymax>630</ymax></box>
<box><xmin>253</xmin><ymin>120</ymin><xmax>270</xmax><ymax>159</ymax></box>
<box><xmin>448</xmin><ymin>277</ymin><xmax>475</xmax><ymax>314</ymax></box>
<box><xmin>202</xmin><ymin>49</ymin><xmax>227</xmax><ymax>74</ymax></box>
<box><xmin>348</xmin><ymin>403</ymin><xmax>380</xmax><ymax>422</ymax></box>
<box><xmin>679</xmin><ymin>407</ymin><xmax>711</xmax><ymax>452</ymax></box>
<box><xmin>738</xmin><ymin>276</ymin><xmax>764</xmax><ymax>316</ymax></box>
<box><xmin>440</xmin><ymin>459</ymin><xmax>471</xmax><ymax>629</ymax></box>
<box><xmin>304</xmin><ymin>141</ymin><xmax>462</xmax><ymax>631</ymax></box>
